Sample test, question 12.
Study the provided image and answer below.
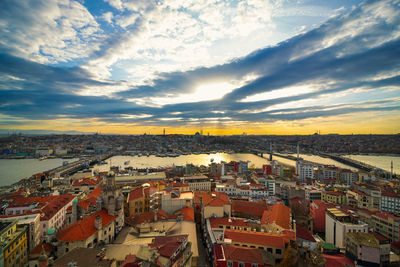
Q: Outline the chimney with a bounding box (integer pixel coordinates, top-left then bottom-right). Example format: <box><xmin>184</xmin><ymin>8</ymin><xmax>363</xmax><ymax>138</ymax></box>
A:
<box><xmin>95</xmin><ymin>215</ymin><xmax>102</xmax><ymax>230</ymax></box>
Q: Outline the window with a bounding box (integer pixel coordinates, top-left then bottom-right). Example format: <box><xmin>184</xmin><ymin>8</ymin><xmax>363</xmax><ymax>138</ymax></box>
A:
<box><xmin>252</xmin><ymin>264</ymin><xmax>258</xmax><ymax>267</ymax></box>
<box><xmin>227</xmin><ymin>261</ymin><xmax>233</xmax><ymax>267</ymax></box>
<box><xmin>239</xmin><ymin>263</ymin><xmax>244</xmax><ymax>267</ymax></box>
<box><xmin>276</xmin><ymin>249</ymin><xmax>282</xmax><ymax>255</ymax></box>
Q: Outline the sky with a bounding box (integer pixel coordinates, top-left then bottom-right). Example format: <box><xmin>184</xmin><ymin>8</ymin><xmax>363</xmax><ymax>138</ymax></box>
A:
<box><xmin>0</xmin><ymin>0</ymin><xmax>399</xmax><ymax>135</ymax></box>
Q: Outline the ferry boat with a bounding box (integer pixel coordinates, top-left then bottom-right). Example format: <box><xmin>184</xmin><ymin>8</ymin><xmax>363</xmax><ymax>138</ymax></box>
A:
<box><xmin>38</xmin><ymin>156</ymin><xmax>47</xmax><ymax>161</ymax></box>
<box><xmin>124</xmin><ymin>160</ymin><xmax>130</xmax><ymax>165</ymax></box>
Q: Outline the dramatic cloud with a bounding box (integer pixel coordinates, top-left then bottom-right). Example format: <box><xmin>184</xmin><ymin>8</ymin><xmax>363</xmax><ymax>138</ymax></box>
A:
<box><xmin>0</xmin><ymin>0</ymin><xmax>399</xmax><ymax>133</ymax></box>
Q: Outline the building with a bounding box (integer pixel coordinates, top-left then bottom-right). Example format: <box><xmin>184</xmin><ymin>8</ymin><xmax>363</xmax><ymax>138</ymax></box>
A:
<box><xmin>309</xmin><ymin>200</ymin><xmax>335</xmax><ymax>233</ymax></box>
<box><xmin>182</xmin><ymin>175</ymin><xmax>211</xmax><ymax>191</ymax></box>
<box><xmin>0</xmin><ymin>213</ymin><xmax>40</xmax><ymax>251</ymax></box>
<box><xmin>0</xmin><ymin>221</ymin><xmax>28</xmax><ymax>267</ymax></box>
<box><xmin>340</xmin><ymin>169</ymin><xmax>358</xmax><ymax>185</ymax></box>
<box><xmin>260</xmin><ymin>203</ymin><xmax>292</xmax><ymax>234</ymax></box>
<box><xmin>161</xmin><ymin>191</ymin><xmax>194</xmax><ymax>214</ymax></box>
<box><xmin>56</xmin><ymin>209</ymin><xmax>118</xmax><ymax>257</ymax></box>
<box><xmin>213</xmin><ymin>244</ymin><xmax>274</xmax><ymax>267</ymax></box>
<box><xmin>381</xmin><ymin>190</ymin><xmax>400</xmax><ymax>215</ymax></box>
<box><xmin>115</xmin><ymin>172</ymin><xmax>166</xmax><ymax>186</ymax></box>
<box><xmin>4</xmin><ymin>194</ymin><xmax>76</xmax><ymax>239</ymax></box>
<box><xmin>304</xmin><ymin>186</ymin><xmax>321</xmax><ymax>201</ymax></box>
<box><xmin>325</xmin><ymin>207</ymin><xmax>368</xmax><ymax>249</ymax></box>
<box><xmin>127</xmin><ymin>185</ymin><xmax>157</xmax><ymax>216</ymax></box>
<box><xmin>370</xmin><ymin>212</ymin><xmax>400</xmax><ymax>242</ymax></box>
<box><xmin>296</xmin><ymin>161</ymin><xmax>314</xmax><ymax>183</ymax></box>
<box><xmin>296</xmin><ymin>226</ymin><xmax>317</xmax><ymax>250</ymax></box>
<box><xmin>72</xmin><ymin>177</ymin><xmax>102</xmax><ymax>195</ymax></box>
<box><xmin>321</xmin><ymin>191</ymin><xmax>346</xmax><ymax>205</ymax></box>
<box><xmin>345</xmin><ymin>231</ymin><xmax>390</xmax><ymax>266</ymax></box>
<box><xmin>231</xmin><ymin>200</ymin><xmax>267</xmax><ymax>220</ymax></box>
<box><xmin>223</xmin><ymin>229</ymin><xmax>294</xmax><ymax>264</ymax></box>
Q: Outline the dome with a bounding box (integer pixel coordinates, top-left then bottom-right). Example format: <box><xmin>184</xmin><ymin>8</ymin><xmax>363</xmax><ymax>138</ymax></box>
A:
<box><xmin>47</xmin><ymin>228</ymin><xmax>56</xmax><ymax>235</ymax></box>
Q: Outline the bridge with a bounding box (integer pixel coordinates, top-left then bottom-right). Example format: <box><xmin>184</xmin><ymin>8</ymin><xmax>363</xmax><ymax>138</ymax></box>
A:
<box><xmin>45</xmin><ymin>153</ymin><xmax>114</xmax><ymax>177</ymax></box>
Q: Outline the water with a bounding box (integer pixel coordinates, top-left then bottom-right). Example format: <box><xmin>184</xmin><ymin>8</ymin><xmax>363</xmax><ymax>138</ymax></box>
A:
<box><xmin>1</xmin><ymin>153</ymin><xmax>398</xmax><ymax>187</ymax></box>
<box><xmin>93</xmin><ymin>153</ymin><xmax>273</xmax><ymax>172</ymax></box>
<box><xmin>286</xmin><ymin>154</ymin><xmax>359</xmax><ymax>170</ymax></box>
<box><xmin>0</xmin><ymin>158</ymin><xmax>78</xmax><ymax>187</ymax></box>
<box><xmin>343</xmin><ymin>154</ymin><xmax>400</xmax><ymax>174</ymax></box>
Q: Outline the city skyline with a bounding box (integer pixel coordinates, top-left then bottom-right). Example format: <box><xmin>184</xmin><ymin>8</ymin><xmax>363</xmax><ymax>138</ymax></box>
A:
<box><xmin>1</xmin><ymin>0</ymin><xmax>400</xmax><ymax>135</ymax></box>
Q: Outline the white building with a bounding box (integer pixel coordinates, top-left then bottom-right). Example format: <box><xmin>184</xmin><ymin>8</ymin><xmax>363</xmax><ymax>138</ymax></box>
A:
<box><xmin>296</xmin><ymin>161</ymin><xmax>314</xmax><ymax>182</ymax></box>
<box><xmin>325</xmin><ymin>207</ymin><xmax>368</xmax><ymax>249</ymax></box>
<box><xmin>182</xmin><ymin>175</ymin><xmax>211</xmax><ymax>191</ymax></box>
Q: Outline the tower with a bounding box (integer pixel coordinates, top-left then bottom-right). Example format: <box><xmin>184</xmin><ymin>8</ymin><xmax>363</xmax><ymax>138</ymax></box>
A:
<box><xmin>269</xmin><ymin>142</ymin><xmax>273</xmax><ymax>161</ymax></box>
<box><xmin>101</xmin><ymin>171</ymin><xmax>124</xmax><ymax>233</ymax></box>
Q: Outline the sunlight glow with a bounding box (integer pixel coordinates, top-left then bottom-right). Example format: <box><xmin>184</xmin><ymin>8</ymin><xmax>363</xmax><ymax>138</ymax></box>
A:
<box><xmin>149</xmin><ymin>82</ymin><xmax>237</xmax><ymax>106</ymax></box>
<box><xmin>240</xmin><ymin>85</ymin><xmax>315</xmax><ymax>102</ymax></box>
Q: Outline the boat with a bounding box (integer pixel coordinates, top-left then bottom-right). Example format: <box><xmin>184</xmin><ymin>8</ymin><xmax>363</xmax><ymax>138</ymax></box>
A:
<box><xmin>62</xmin><ymin>161</ymin><xmax>69</xmax><ymax>166</ymax></box>
<box><xmin>124</xmin><ymin>160</ymin><xmax>130</xmax><ymax>165</ymax></box>
<box><xmin>38</xmin><ymin>156</ymin><xmax>47</xmax><ymax>161</ymax></box>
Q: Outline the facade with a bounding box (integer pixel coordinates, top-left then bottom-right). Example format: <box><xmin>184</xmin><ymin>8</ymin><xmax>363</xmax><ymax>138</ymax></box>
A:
<box><xmin>161</xmin><ymin>191</ymin><xmax>194</xmax><ymax>214</ymax></box>
<box><xmin>0</xmin><ymin>221</ymin><xmax>28</xmax><ymax>267</ymax></box>
<box><xmin>127</xmin><ymin>186</ymin><xmax>155</xmax><ymax>216</ymax></box>
<box><xmin>309</xmin><ymin>200</ymin><xmax>335</xmax><ymax>233</ymax></box>
<box><xmin>296</xmin><ymin>161</ymin><xmax>314</xmax><ymax>182</ymax></box>
<box><xmin>56</xmin><ymin>209</ymin><xmax>117</xmax><ymax>258</ymax></box>
<box><xmin>381</xmin><ymin>190</ymin><xmax>400</xmax><ymax>214</ymax></box>
<box><xmin>345</xmin><ymin>232</ymin><xmax>390</xmax><ymax>266</ymax></box>
<box><xmin>4</xmin><ymin>194</ymin><xmax>76</xmax><ymax>239</ymax></box>
<box><xmin>340</xmin><ymin>169</ymin><xmax>358</xmax><ymax>185</ymax></box>
<box><xmin>182</xmin><ymin>175</ymin><xmax>211</xmax><ymax>191</ymax></box>
<box><xmin>325</xmin><ymin>208</ymin><xmax>368</xmax><ymax>249</ymax></box>
<box><xmin>0</xmin><ymin>213</ymin><xmax>40</xmax><ymax>252</ymax></box>
<box><xmin>223</xmin><ymin>229</ymin><xmax>294</xmax><ymax>264</ymax></box>
<box><xmin>321</xmin><ymin>191</ymin><xmax>346</xmax><ymax>205</ymax></box>
<box><xmin>370</xmin><ymin>212</ymin><xmax>400</xmax><ymax>242</ymax></box>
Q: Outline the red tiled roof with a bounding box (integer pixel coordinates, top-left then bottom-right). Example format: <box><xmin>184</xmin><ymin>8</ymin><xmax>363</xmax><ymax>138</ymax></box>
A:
<box><xmin>30</xmin><ymin>243</ymin><xmax>53</xmax><ymax>259</ymax></box>
<box><xmin>149</xmin><ymin>235</ymin><xmax>188</xmax><ymax>258</ymax></box>
<box><xmin>382</xmin><ymin>190</ymin><xmax>400</xmax><ymax>198</ymax></box>
<box><xmin>178</xmin><ymin>207</ymin><xmax>194</xmax><ymax>222</ymax></box>
<box><xmin>232</xmin><ymin>200</ymin><xmax>267</xmax><ymax>218</ymax></box>
<box><xmin>374</xmin><ymin>211</ymin><xmax>400</xmax><ymax>220</ymax></box>
<box><xmin>224</xmin><ymin>229</ymin><xmax>292</xmax><ymax>248</ymax></box>
<box><xmin>128</xmin><ymin>187</ymin><xmax>145</xmax><ymax>201</ymax></box>
<box><xmin>296</xmin><ymin>226</ymin><xmax>316</xmax><ymax>242</ymax></box>
<box><xmin>214</xmin><ymin>244</ymin><xmax>267</xmax><ymax>265</ymax></box>
<box><xmin>260</xmin><ymin>203</ymin><xmax>291</xmax><ymax>229</ymax></box>
<box><xmin>323</xmin><ymin>254</ymin><xmax>355</xmax><ymax>267</ymax></box>
<box><xmin>88</xmin><ymin>186</ymin><xmax>103</xmax><ymax>199</ymax></box>
<box><xmin>209</xmin><ymin>217</ymin><xmax>250</xmax><ymax>229</ymax></box>
<box><xmin>56</xmin><ymin>209</ymin><xmax>117</xmax><ymax>242</ymax></box>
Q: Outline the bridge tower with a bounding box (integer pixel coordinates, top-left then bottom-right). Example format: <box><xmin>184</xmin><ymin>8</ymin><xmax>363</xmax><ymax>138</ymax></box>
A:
<box><xmin>269</xmin><ymin>142</ymin><xmax>273</xmax><ymax>161</ymax></box>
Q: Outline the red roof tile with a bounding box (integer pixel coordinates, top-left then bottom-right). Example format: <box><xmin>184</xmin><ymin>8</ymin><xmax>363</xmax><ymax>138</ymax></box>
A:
<box><xmin>261</xmin><ymin>203</ymin><xmax>291</xmax><ymax>229</ymax></box>
<box><xmin>56</xmin><ymin>209</ymin><xmax>116</xmax><ymax>242</ymax></box>
<box><xmin>224</xmin><ymin>229</ymin><xmax>292</xmax><ymax>248</ymax></box>
<box><xmin>296</xmin><ymin>226</ymin><xmax>316</xmax><ymax>242</ymax></box>
<box><xmin>323</xmin><ymin>254</ymin><xmax>355</xmax><ymax>267</ymax></box>
<box><xmin>149</xmin><ymin>235</ymin><xmax>188</xmax><ymax>258</ymax></box>
<box><xmin>210</xmin><ymin>217</ymin><xmax>250</xmax><ymax>229</ymax></box>
<box><xmin>214</xmin><ymin>244</ymin><xmax>267</xmax><ymax>265</ymax></box>
<box><xmin>232</xmin><ymin>200</ymin><xmax>267</xmax><ymax>218</ymax></box>
<box><xmin>177</xmin><ymin>207</ymin><xmax>194</xmax><ymax>222</ymax></box>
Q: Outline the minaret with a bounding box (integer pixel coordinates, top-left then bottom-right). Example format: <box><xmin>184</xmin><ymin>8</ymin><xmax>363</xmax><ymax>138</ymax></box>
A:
<box><xmin>163</xmin><ymin>128</ymin><xmax>165</xmax><ymax>135</ymax></box>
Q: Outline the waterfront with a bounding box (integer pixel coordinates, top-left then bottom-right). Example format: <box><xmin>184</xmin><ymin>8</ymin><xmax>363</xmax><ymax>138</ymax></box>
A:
<box><xmin>344</xmin><ymin>154</ymin><xmax>400</xmax><ymax>174</ymax></box>
<box><xmin>93</xmin><ymin>153</ymin><xmax>273</xmax><ymax>172</ymax></box>
<box><xmin>0</xmin><ymin>158</ymin><xmax>78</xmax><ymax>187</ymax></box>
<box><xmin>1</xmin><ymin>153</ymin><xmax>399</xmax><ymax>187</ymax></box>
